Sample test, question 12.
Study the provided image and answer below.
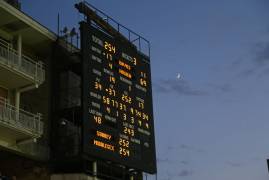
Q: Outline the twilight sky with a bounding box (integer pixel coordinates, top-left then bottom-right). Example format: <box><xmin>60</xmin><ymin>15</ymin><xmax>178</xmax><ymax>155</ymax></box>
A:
<box><xmin>23</xmin><ymin>0</ymin><xmax>269</xmax><ymax>179</ymax></box>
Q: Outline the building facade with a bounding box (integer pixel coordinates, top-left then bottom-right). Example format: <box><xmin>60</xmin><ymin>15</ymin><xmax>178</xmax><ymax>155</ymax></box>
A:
<box><xmin>0</xmin><ymin>0</ymin><xmax>57</xmax><ymax>179</ymax></box>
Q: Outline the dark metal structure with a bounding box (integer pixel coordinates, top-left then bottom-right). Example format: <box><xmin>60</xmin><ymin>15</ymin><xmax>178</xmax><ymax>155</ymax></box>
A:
<box><xmin>50</xmin><ymin>1</ymin><xmax>156</xmax><ymax>179</ymax></box>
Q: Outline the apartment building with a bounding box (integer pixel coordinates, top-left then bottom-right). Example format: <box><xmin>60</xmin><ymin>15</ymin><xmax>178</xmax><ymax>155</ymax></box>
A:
<box><xmin>0</xmin><ymin>0</ymin><xmax>57</xmax><ymax>178</ymax></box>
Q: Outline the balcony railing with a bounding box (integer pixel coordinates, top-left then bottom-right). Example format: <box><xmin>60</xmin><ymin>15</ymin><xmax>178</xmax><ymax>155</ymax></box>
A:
<box><xmin>0</xmin><ymin>39</ymin><xmax>45</xmax><ymax>85</ymax></box>
<box><xmin>0</xmin><ymin>97</ymin><xmax>43</xmax><ymax>137</ymax></box>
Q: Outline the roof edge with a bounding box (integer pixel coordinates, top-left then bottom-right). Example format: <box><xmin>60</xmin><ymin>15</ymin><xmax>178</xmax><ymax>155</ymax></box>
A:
<box><xmin>0</xmin><ymin>0</ymin><xmax>57</xmax><ymax>41</ymax></box>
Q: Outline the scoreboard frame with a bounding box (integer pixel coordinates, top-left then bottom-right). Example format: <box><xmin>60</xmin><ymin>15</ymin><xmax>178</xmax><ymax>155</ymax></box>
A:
<box><xmin>80</xmin><ymin>17</ymin><xmax>156</xmax><ymax>174</ymax></box>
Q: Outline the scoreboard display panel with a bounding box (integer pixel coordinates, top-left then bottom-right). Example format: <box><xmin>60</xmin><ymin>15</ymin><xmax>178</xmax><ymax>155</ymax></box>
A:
<box><xmin>81</xmin><ymin>21</ymin><xmax>156</xmax><ymax>173</ymax></box>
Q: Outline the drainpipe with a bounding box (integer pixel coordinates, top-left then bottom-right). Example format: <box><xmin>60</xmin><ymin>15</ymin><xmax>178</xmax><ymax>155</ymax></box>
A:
<box><xmin>17</xmin><ymin>35</ymin><xmax>22</xmax><ymax>67</ymax></box>
<box><xmin>15</xmin><ymin>85</ymin><xmax>37</xmax><ymax>121</ymax></box>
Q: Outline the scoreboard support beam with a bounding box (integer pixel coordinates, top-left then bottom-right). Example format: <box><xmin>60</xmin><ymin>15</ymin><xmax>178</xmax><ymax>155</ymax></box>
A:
<box><xmin>93</xmin><ymin>161</ymin><xmax>97</xmax><ymax>180</ymax></box>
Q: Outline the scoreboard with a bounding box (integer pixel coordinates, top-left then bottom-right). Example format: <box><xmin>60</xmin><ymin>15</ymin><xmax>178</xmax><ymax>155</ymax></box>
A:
<box><xmin>81</xmin><ymin>21</ymin><xmax>156</xmax><ymax>173</ymax></box>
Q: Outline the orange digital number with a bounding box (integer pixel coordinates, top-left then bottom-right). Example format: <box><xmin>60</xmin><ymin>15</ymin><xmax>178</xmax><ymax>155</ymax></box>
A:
<box><xmin>119</xmin><ymin>138</ymin><xmax>129</xmax><ymax>148</ymax></box>
<box><xmin>94</xmin><ymin>115</ymin><xmax>102</xmax><ymax>124</ymax></box>
<box><xmin>104</xmin><ymin>41</ymin><xmax>116</xmax><ymax>54</ymax></box>
<box><xmin>123</xmin><ymin>127</ymin><xmax>134</xmax><ymax>136</ymax></box>
<box><xmin>94</xmin><ymin>82</ymin><xmax>102</xmax><ymax>91</ymax></box>
<box><xmin>119</xmin><ymin>147</ymin><xmax>130</xmax><ymax>157</ymax></box>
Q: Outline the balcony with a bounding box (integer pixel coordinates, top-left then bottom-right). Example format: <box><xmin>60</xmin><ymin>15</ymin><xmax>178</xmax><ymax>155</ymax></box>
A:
<box><xmin>0</xmin><ymin>39</ymin><xmax>45</xmax><ymax>88</ymax></box>
<box><xmin>0</xmin><ymin>97</ymin><xmax>43</xmax><ymax>141</ymax></box>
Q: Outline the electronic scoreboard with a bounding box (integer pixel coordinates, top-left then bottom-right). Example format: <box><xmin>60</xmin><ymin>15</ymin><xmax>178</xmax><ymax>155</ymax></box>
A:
<box><xmin>81</xmin><ymin>21</ymin><xmax>156</xmax><ymax>174</ymax></box>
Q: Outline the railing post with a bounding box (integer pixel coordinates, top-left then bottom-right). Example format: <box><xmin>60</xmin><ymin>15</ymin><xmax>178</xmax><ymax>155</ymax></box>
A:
<box><xmin>35</xmin><ymin>61</ymin><xmax>38</xmax><ymax>82</ymax></box>
<box><xmin>17</xmin><ymin>35</ymin><xmax>22</xmax><ymax>68</ymax></box>
<box><xmin>15</xmin><ymin>90</ymin><xmax>20</xmax><ymax>122</ymax></box>
<box><xmin>37</xmin><ymin>113</ymin><xmax>41</xmax><ymax>134</ymax></box>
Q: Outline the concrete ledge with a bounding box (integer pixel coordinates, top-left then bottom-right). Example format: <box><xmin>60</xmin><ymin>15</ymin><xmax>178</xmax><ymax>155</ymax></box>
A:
<box><xmin>51</xmin><ymin>174</ymin><xmax>100</xmax><ymax>180</ymax></box>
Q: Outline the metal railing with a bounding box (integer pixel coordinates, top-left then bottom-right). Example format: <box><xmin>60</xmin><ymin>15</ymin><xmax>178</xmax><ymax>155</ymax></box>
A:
<box><xmin>76</xmin><ymin>1</ymin><xmax>151</xmax><ymax>58</ymax></box>
<box><xmin>0</xmin><ymin>39</ymin><xmax>45</xmax><ymax>84</ymax></box>
<box><xmin>0</xmin><ymin>97</ymin><xmax>43</xmax><ymax>137</ymax></box>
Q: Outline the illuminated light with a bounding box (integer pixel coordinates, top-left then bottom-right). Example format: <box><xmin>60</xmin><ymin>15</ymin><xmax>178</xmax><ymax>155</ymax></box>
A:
<box><xmin>142</xmin><ymin>113</ymin><xmax>149</xmax><ymax>121</ymax></box>
<box><xmin>135</xmin><ymin>109</ymin><xmax>142</xmax><ymax>118</ymax></box>
<box><xmin>103</xmin><ymin>96</ymin><xmax>110</xmax><ymax>105</ymax></box>
<box><xmin>145</xmin><ymin>123</ymin><xmax>149</xmax><ymax>129</ymax></box>
<box><xmin>94</xmin><ymin>81</ymin><xmax>102</xmax><ymax>91</ymax></box>
<box><xmin>121</xmin><ymin>94</ymin><xmax>132</xmax><ymax>104</ymax></box>
<box><xmin>123</xmin><ymin>127</ymin><xmax>135</xmax><ymax>136</ymax></box>
<box><xmin>119</xmin><ymin>138</ymin><xmax>129</xmax><ymax>148</ymax></box>
<box><xmin>130</xmin><ymin>108</ymin><xmax>134</xmax><ymax>115</ymax></box>
<box><xmin>109</xmin><ymin>76</ymin><xmax>116</xmax><ymax>84</ymax></box>
<box><xmin>140</xmin><ymin>78</ymin><xmax>147</xmax><ymax>87</ymax></box>
<box><xmin>123</xmin><ymin>113</ymin><xmax>127</xmax><ymax>120</ymax></box>
<box><xmin>130</xmin><ymin>117</ymin><xmax>135</xmax><ymax>124</ymax></box>
<box><xmin>94</xmin><ymin>115</ymin><xmax>102</xmax><ymax>124</ymax></box>
<box><xmin>104</xmin><ymin>41</ymin><xmax>116</xmax><ymax>54</ymax></box>
<box><xmin>119</xmin><ymin>147</ymin><xmax>130</xmax><ymax>157</ymax></box>
<box><xmin>106</xmin><ymin>88</ymin><xmax>116</xmax><ymax>96</ymax></box>
<box><xmin>109</xmin><ymin>63</ymin><xmax>113</xmax><ymax>69</ymax></box>
<box><xmin>119</xmin><ymin>60</ymin><xmax>131</xmax><ymax>70</ymax></box>
<box><xmin>106</xmin><ymin>107</ymin><xmax>111</xmax><ymax>114</ymax></box>
<box><xmin>119</xmin><ymin>69</ymin><xmax>132</xmax><ymax>79</ymax></box>
<box><xmin>93</xmin><ymin>139</ymin><xmax>115</xmax><ymax>151</ymax></box>
<box><xmin>96</xmin><ymin>130</ymin><xmax>112</xmax><ymax>140</ymax></box>
<box><xmin>138</xmin><ymin>102</ymin><xmax>144</xmax><ymax>109</ymax></box>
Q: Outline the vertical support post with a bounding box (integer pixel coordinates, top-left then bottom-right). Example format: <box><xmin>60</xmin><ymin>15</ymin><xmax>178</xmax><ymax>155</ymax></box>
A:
<box><xmin>15</xmin><ymin>90</ymin><xmax>20</xmax><ymax>121</ymax></box>
<box><xmin>17</xmin><ymin>35</ymin><xmax>22</xmax><ymax>67</ymax></box>
<box><xmin>130</xmin><ymin>175</ymin><xmax>134</xmax><ymax>180</ymax></box>
<box><xmin>93</xmin><ymin>161</ymin><xmax>97</xmax><ymax>180</ymax></box>
<box><xmin>57</xmin><ymin>13</ymin><xmax>60</xmax><ymax>36</ymax></box>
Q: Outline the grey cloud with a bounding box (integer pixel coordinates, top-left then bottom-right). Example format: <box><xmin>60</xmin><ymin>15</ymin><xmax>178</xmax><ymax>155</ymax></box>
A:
<box><xmin>178</xmin><ymin>144</ymin><xmax>205</xmax><ymax>153</ymax></box>
<box><xmin>226</xmin><ymin>161</ymin><xmax>243</xmax><ymax>167</ymax></box>
<box><xmin>163</xmin><ymin>170</ymin><xmax>194</xmax><ymax>179</ymax></box>
<box><xmin>254</xmin><ymin>42</ymin><xmax>269</xmax><ymax>66</ymax></box>
<box><xmin>236</xmin><ymin>41</ymin><xmax>269</xmax><ymax>78</ymax></box>
<box><xmin>208</xmin><ymin>83</ymin><xmax>233</xmax><ymax>93</ymax></box>
<box><xmin>157</xmin><ymin>158</ymin><xmax>172</xmax><ymax>164</ymax></box>
<box><xmin>180</xmin><ymin>160</ymin><xmax>189</xmax><ymax>165</ymax></box>
<box><xmin>153</xmin><ymin>79</ymin><xmax>207</xmax><ymax>96</ymax></box>
<box><xmin>177</xmin><ymin>170</ymin><xmax>194</xmax><ymax>177</ymax></box>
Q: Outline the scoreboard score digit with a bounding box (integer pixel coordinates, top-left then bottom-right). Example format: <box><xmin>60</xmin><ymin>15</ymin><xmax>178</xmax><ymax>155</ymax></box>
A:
<box><xmin>81</xmin><ymin>21</ymin><xmax>157</xmax><ymax>174</ymax></box>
